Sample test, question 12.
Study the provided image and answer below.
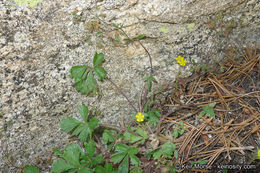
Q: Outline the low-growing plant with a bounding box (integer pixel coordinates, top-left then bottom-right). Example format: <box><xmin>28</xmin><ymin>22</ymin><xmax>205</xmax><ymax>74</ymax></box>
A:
<box><xmin>20</xmin><ymin>20</ymin><xmax>194</xmax><ymax>173</ymax></box>
<box><xmin>172</xmin><ymin>121</ymin><xmax>185</xmax><ymax>139</ymax></box>
<box><xmin>198</xmin><ymin>102</ymin><xmax>216</xmax><ymax>118</ymax></box>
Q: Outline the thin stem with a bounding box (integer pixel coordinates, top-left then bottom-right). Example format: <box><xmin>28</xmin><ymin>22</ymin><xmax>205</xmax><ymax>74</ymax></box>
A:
<box><xmin>138</xmin><ymin>40</ymin><xmax>153</xmax><ymax>76</ymax></box>
<box><xmin>141</xmin><ymin>84</ymin><xmax>148</xmax><ymax>112</ymax></box>
<box><xmin>106</xmin><ymin>78</ymin><xmax>138</xmax><ymax>113</ymax></box>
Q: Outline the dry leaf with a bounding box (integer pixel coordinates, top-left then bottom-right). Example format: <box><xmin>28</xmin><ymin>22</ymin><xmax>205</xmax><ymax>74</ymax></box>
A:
<box><xmin>202</xmin><ymin>134</ymin><xmax>210</xmax><ymax>146</ymax></box>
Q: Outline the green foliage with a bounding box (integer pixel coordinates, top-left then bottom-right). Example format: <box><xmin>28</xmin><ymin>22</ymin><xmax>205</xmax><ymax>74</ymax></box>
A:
<box><xmin>102</xmin><ymin>129</ymin><xmax>115</xmax><ymax>144</ymax></box>
<box><xmin>198</xmin><ymin>102</ymin><xmax>216</xmax><ymax>118</ymax></box>
<box><xmin>144</xmin><ymin>110</ymin><xmax>161</xmax><ymax>127</ymax></box>
<box><xmin>70</xmin><ymin>52</ymin><xmax>107</xmax><ymax>95</ymax></box>
<box><xmin>60</xmin><ymin>104</ymin><xmax>99</xmax><ymax>142</ymax></box>
<box><xmin>51</xmin><ymin>142</ymin><xmax>104</xmax><ymax>173</ymax></box>
<box><xmin>111</xmin><ymin>144</ymin><xmax>140</xmax><ymax>173</ymax></box>
<box><xmin>123</xmin><ymin>128</ymin><xmax>148</xmax><ymax>144</ymax></box>
<box><xmin>23</xmin><ymin>165</ymin><xmax>40</xmax><ymax>173</ymax></box>
<box><xmin>124</xmin><ymin>34</ymin><xmax>146</xmax><ymax>42</ymax></box>
<box><xmin>172</xmin><ymin>121</ymin><xmax>185</xmax><ymax>139</ymax></box>
<box><xmin>147</xmin><ymin>141</ymin><xmax>178</xmax><ymax>160</ymax></box>
<box><xmin>144</xmin><ymin>75</ymin><xmax>157</xmax><ymax>92</ymax></box>
<box><xmin>95</xmin><ymin>162</ymin><xmax>116</xmax><ymax>173</ymax></box>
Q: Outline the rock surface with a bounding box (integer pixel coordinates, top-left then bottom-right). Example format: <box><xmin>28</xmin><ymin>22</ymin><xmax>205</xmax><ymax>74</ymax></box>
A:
<box><xmin>0</xmin><ymin>0</ymin><xmax>259</xmax><ymax>171</ymax></box>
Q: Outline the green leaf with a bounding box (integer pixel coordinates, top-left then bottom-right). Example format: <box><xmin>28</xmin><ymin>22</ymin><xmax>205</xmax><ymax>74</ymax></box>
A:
<box><xmin>130</xmin><ymin>167</ymin><xmax>142</xmax><ymax>173</ymax></box>
<box><xmin>92</xmin><ymin>154</ymin><xmax>104</xmax><ymax>165</ymax></box>
<box><xmin>112</xmin><ymin>23</ymin><xmax>119</xmax><ymax>28</ymax></box>
<box><xmin>174</xmin><ymin>150</ymin><xmax>178</xmax><ymax>159</ymax></box>
<box><xmin>136</xmin><ymin>128</ymin><xmax>148</xmax><ymax>144</ymax></box>
<box><xmin>179</xmin><ymin>128</ymin><xmax>185</xmax><ymax>135</ymax></box>
<box><xmin>52</xmin><ymin>158</ymin><xmax>75</xmax><ymax>173</ymax></box>
<box><xmin>198</xmin><ymin>110</ymin><xmax>206</xmax><ymax>118</ymax></box>
<box><xmin>104</xmin><ymin>162</ymin><xmax>114</xmax><ymax>172</ymax></box>
<box><xmin>115</xmin><ymin>35</ymin><xmax>120</xmax><ymax>42</ymax></box>
<box><xmin>206</xmin><ymin>107</ymin><xmax>215</xmax><ymax>118</ymax></box>
<box><xmin>198</xmin><ymin>160</ymin><xmax>208</xmax><ymax>165</ymax></box>
<box><xmin>77</xmin><ymin>125</ymin><xmax>92</xmax><ymax>142</ymax></box>
<box><xmin>23</xmin><ymin>165</ymin><xmax>40</xmax><ymax>173</ymax></box>
<box><xmin>88</xmin><ymin>117</ymin><xmax>99</xmax><ymax>129</ymax></box>
<box><xmin>128</xmin><ymin>147</ymin><xmax>138</xmax><ymax>155</ymax></box>
<box><xmin>52</xmin><ymin>148</ymin><xmax>63</xmax><ymax>156</ymax></box>
<box><xmin>111</xmin><ymin>153</ymin><xmax>127</xmax><ymax>164</ymax></box>
<box><xmin>147</xmin><ymin>110</ymin><xmax>161</xmax><ymax>127</ymax></box>
<box><xmin>94</xmin><ymin>66</ymin><xmax>107</xmax><ymax>81</ymax></box>
<box><xmin>161</xmin><ymin>142</ymin><xmax>176</xmax><ymax>158</ymax></box>
<box><xmin>86</xmin><ymin>71</ymin><xmax>98</xmax><ymax>94</ymax></box>
<box><xmin>173</xmin><ymin>129</ymin><xmax>178</xmax><ymax>139</ymax></box>
<box><xmin>70</xmin><ymin>65</ymin><xmax>89</xmax><ymax>82</ymax></box>
<box><xmin>123</xmin><ymin>132</ymin><xmax>142</xmax><ymax>143</ymax></box>
<box><xmin>93</xmin><ymin>52</ymin><xmax>105</xmax><ymax>66</ymax></box>
<box><xmin>179</xmin><ymin>121</ymin><xmax>184</xmax><ymax>128</ymax></box>
<box><xmin>85</xmin><ymin>140</ymin><xmax>96</xmax><ymax>158</ymax></box>
<box><xmin>115</xmin><ymin>144</ymin><xmax>129</xmax><ymax>153</ymax></box>
<box><xmin>129</xmin><ymin>155</ymin><xmax>140</xmax><ymax>166</ymax></box>
<box><xmin>78</xmin><ymin>167</ymin><xmax>93</xmax><ymax>173</ymax></box>
<box><xmin>78</xmin><ymin>104</ymin><xmax>89</xmax><ymax>122</ymax></box>
<box><xmin>72</xmin><ymin>124</ymin><xmax>85</xmax><ymax>136</ymax></box>
<box><xmin>102</xmin><ymin>130</ymin><xmax>114</xmax><ymax>144</ymax></box>
<box><xmin>144</xmin><ymin>75</ymin><xmax>156</xmax><ymax>91</ymax></box>
<box><xmin>95</xmin><ymin>166</ymin><xmax>106</xmax><ymax>173</ymax></box>
<box><xmin>133</xmin><ymin>34</ymin><xmax>146</xmax><ymax>41</ymax></box>
<box><xmin>118</xmin><ymin>155</ymin><xmax>129</xmax><ymax>173</ymax></box>
<box><xmin>146</xmin><ymin>149</ymin><xmax>159</xmax><ymax>159</ymax></box>
<box><xmin>60</xmin><ymin>117</ymin><xmax>81</xmax><ymax>133</ymax></box>
<box><xmin>136</xmin><ymin>128</ymin><xmax>148</xmax><ymax>139</ymax></box>
<box><xmin>153</xmin><ymin>150</ymin><xmax>163</xmax><ymax>160</ymax></box>
<box><xmin>63</xmin><ymin>144</ymin><xmax>81</xmax><ymax>167</ymax></box>
<box><xmin>74</xmin><ymin>79</ymin><xmax>90</xmax><ymax>94</ymax></box>
<box><xmin>209</xmin><ymin>102</ymin><xmax>216</xmax><ymax>107</ymax></box>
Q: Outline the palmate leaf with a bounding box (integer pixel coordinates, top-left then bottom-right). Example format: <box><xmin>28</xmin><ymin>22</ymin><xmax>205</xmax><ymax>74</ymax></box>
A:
<box><xmin>60</xmin><ymin>107</ymin><xmax>99</xmax><ymax>142</ymax></box>
<box><xmin>102</xmin><ymin>130</ymin><xmax>114</xmax><ymax>144</ymax></box>
<box><xmin>23</xmin><ymin>165</ymin><xmax>40</xmax><ymax>173</ymax></box>
<box><xmin>63</xmin><ymin>144</ymin><xmax>81</xmax><ymax>167</ymax></box>
<box><xmin>94</xmin><ymin>66</ymin><xmax>107</xmax><ymax>81</ymax></box>
<box><xmin>93</xmin><ymin>52</ymin><xmax>105</xmax><ymax>66</ymax></box>
<box><xmin>78</xmin><ymin>104</ymin><xmax>89</xmax><ymax>122</ymax></box>
<box><xmin>146</xmin><ymin>110</ymin><xmax>161</xmax><ymax>127</ymax></box>
<box><xmin>60</xmin><ymin>117</ymin><xmax>81</xmax><ymax>133</ymax></box>
<box><xmin>161</xmin><ymin>141</ymin><xmax>176</xmax><ymax>158</ymax></box>
<box><xmin>52</xmin><ymin>158</ymin><xmax>76</xmax><ymax>173</ymax></box>
<box><xmin>70</xmin><ymin>65</ymin><xmax>89</xmax><ymax>82</ymax></box>
<box><xmin>123</xmin><ymin>132</ymin><xmax>142</xmax><ymax>144</ymax></box>
<box><xmin>118</xmin><ymin>155</ymin><xmax>129</xmax><ymax>173</ymax></box>
<box><xmin>85</xmin><ymin>140</ymin><xmax>96</xmax><ymax>158</ymax></box>
<box><xmin>95</xmin><ymin>162</ymin><xmax>116</xmax><ymax>173</ymax></box>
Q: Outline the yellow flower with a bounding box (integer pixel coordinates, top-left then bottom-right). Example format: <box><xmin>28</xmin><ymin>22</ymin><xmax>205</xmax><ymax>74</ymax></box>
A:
<box><xmin>176</xmin><ymin>56</ymin><xmax>187</xmax><ymax>66</ymax></box>
<box><xmin>176</xmin><ymin>56</ymin><xmax>183</xmax><ymax>62</ymax></box>
<box><xmin>258</xmin><ymin>149</ymin><xmax>260</xmax><ymax>159</ymax></box>
<box><xmin>136</xmin><ymin>112</ymin><xmax>144</xmax><ymax>122</ymax></box>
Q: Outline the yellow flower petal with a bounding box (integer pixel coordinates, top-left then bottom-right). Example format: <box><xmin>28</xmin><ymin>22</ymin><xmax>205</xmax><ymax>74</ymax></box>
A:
<box><xmin>136</xmin><ymin>112</ymin><xmax>144</xmax><ymax>122</ymax></box>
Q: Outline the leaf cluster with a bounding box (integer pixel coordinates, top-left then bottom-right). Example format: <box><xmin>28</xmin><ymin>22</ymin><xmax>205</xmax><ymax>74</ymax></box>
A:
<box><xmin>60</xmin><ymin>104</ymin><xmax>99</xmax><ymax>142</ymax></box>
<box><xmin>198</xmin><ymin>102</ymin><xmax>216</xmax><ymax>118</ymax></box>
<box><xmin>172</xmin><ymin>121</ymin><xmax>185</xmax><ymax>139</ymax></box>
<box><xmin>70</xmin><ymin>52</ymin><xmax>107</xmax><ymax>96</ymax></box>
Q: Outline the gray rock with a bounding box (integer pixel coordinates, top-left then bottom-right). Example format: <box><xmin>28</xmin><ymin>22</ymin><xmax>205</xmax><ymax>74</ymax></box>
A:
<box><xmin>0</xmin><ymin>0</ymin><xmax>259</xmax><ymax>171</ymax></box>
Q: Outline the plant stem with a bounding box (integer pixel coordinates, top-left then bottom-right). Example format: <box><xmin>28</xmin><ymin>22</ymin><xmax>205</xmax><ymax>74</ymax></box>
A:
<box><xmin>106</xmin><ymin>78</ymin><xmax>138</xmax><ymax>113</ymax></box>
